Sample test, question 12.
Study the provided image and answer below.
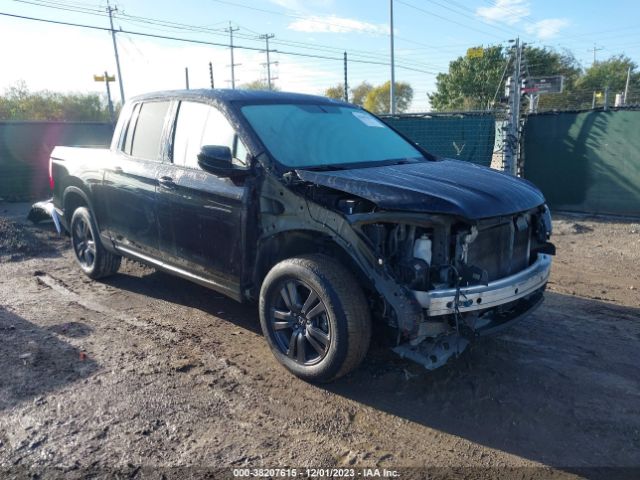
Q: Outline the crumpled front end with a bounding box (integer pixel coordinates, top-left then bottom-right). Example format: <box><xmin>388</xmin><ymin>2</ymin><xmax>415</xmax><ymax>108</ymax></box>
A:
<box><xmin>352</xmin><ymin>204</ymin><xmax>555</xmax><ymax>369</ymax></box>
<box><xmin>261</xmin><ymin>169</ymin><xmax>554</xmax><ymax>371</ymax></box>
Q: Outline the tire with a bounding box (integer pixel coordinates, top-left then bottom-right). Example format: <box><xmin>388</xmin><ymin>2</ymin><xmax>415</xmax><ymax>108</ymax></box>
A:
<box><xmin>259</xmin><ymin>254</ymin><xmax>371</xmax><ymax>383</ymax></box>
<box><xmin>70</xmin><ymin>206</ymin><xmax>121</xmax><ymax>279</ymax></box>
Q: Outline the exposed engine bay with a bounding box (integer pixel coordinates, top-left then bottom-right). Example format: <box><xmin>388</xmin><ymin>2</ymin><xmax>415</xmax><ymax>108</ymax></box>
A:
<box><xmin>297</xmin><ymin>182</ymin><xmax>555</xmax><ymax>369</ymax></box>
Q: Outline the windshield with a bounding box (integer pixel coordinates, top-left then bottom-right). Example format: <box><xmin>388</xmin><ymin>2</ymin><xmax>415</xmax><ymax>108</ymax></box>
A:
<box><xmin>240</xmin><ymin>104</ymin><xmax>424</xmax><ymax>169</ymax></box>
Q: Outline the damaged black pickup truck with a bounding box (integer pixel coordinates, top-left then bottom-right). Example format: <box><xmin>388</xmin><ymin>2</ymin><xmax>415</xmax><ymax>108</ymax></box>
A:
<box><xmin>49</xmin><ymin>89</ymin><xmax>554</xmax><ymax>382</ymax></box>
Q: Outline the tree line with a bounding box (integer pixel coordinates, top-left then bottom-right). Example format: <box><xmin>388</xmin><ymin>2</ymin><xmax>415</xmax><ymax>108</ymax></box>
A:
<box><xmin>323</xmin><ymin>48</ymin><xmax>638</xmax><ymax>113</ymax></box>
<box><xmin>0</xmin><ymin>81</ymin><xmax>114</xmax><ymax>121</ymax></box>
<box><xmin>241</xmin><ymin>79</ymin><xmax>415</xmax><ymax>114</ymax></box>
<box><xmin>1</xmin><ymin>46</ymin><xmax>637</xmax><ymax>121</ymax></box>
<box><xmin>324</xmin><ymin>81</ymin><xmax>413</xmax><ymax>114</ymax></box>
<box><xmin>428</xmin><ymin>47</ymin><xmax>639</xmax><ymax>112</ymax></box>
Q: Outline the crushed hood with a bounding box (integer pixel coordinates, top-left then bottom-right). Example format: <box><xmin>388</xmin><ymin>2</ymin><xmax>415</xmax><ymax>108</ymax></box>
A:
<box><xmin>296</xmin><ymin>159</ymin><xmax>545</xmax><ymax>220</ymax></box>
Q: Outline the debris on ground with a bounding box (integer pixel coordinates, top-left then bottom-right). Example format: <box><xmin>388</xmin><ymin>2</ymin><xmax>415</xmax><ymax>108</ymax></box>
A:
<box><xmin>0</xmin><ymin>218</ymin><xmax>48</xmax><ymax>261</ymax></box>
<box><xmin>1</xmin><ymin>204</ymin><xmax>639</xmax><ymax>473</ymax></box>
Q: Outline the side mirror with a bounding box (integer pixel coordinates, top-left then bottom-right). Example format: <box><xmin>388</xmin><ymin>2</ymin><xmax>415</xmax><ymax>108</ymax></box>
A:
<box><xmin>197</xmin><ymin>145</ymin><xmax>248</xmax><ymax>178</ymax></box>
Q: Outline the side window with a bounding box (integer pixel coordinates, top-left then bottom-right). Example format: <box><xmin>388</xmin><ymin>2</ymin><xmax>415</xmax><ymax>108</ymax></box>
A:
<box><xmin>120</xmin><ymin>103</ymin><xmax>141</xmax><ymax>155</ymax></box>
<box><xmin>172</xmin><ymin>102</ymin><xmax>210</xmax><ymax>169</ymax></box>
<box><xmin>173</xmin><ymin>101</ymin><xmax>248</xmax><ymax>169</ymax></box>
<box><xmin>129</xmin><ymin>101</ymin><xmax>171</xmax><ymax>161</ymax></box>
<box><xmin>234</xmin><ymin>136</ymin><xmax>249</xmax><ymax>166</ymax></box>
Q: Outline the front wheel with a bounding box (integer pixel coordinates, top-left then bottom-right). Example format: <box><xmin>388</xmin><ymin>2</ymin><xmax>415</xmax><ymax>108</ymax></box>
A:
<box><xmin>259</xmin><ymin>254</ymin><xmax>371</xmax><ymax>383</ymax></box>
<box><xmin>70</xmin><ymin>207</ymin><xmax>121</xmax><ymax>279</ymax></box>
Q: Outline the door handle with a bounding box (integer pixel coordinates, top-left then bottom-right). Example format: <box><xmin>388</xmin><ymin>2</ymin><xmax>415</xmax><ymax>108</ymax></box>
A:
<box><xmin>111</xmin><ymin>166</ymin><xmax>123</xmax><ymax>173</ymax></box>
<box><xmin>158</xmin><ymin>176</ymin><xmax>176</xmax><ymax>188</ymax></box>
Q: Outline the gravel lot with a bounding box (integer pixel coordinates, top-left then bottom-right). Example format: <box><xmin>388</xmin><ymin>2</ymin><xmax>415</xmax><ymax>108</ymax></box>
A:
<box><xmin>1</xmin><ymin>202</ymin><xmax>639</xmax><ymax>479</ymax></box>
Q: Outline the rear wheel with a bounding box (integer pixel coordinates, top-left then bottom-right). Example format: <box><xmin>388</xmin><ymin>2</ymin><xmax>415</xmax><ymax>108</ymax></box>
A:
<box><xmin>70</xmin><ymin>207</ymin><xmax>121</xmax><ymax>279</ymax></box>
<box><xmin>259</xmin><ymin>254</ymin><xmax>371</xmax><ymax>383</ymax></box>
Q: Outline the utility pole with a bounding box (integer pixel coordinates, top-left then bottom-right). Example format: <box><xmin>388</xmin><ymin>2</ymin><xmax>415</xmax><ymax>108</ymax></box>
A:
<box><xmin>389</xmin><ymin>0</ymin><xmax>396</xmax><ymax>114</ymax></box>
<box><xmin>513</xmin><ymin>38</ymin><xmax>522</xmax><ymax>176</ymax></box>
<box><xmin>343</xmin><ymin>51</ymin><xmax>349</xmax><ymax>103</ymax></box>
<box><xmin>604</xmin><ymin>85</ymin><xmax>609</xmax><ymax>110</ymax></box>
<box><xmin>226</xmin><ymin>22</ymin><xmax>240</xmax><ymax>89</ymax></box>
<box><xmin>591</xmin><ymin>44</ymin><xmax>603</xmax><ymax>65</ymax></box>
<box><xmin>504</xmin><ymin>38</ymin><xmax>522</xmax><ymax>176</ymax></box>
<box><xmin>104</xmin><ymin>71</ymin><xmax>114</xmax><ymax>123</ymax></box>
<box><xmin>185</xmin><ymin>67</ymin><xmax>190</xmax><ymax>89</ymax></box>
<box><xmin>209</xmin><ymin>62</ymin><xmax>215</xmax><ymax>89</ymax></box>
<box><xmin>259</xmin><ymin>33</ymin><xmax>277</xmax><ymax>90</ymax></box>
<box><xmin>624</xmin><ymin>66</ymin><xmax>631</xmax><ymax>105</ymax></box>
<box><xmin>106</xmin><ymin>1</ymin><xmax>125</xmax><ymax>105</ymax></box>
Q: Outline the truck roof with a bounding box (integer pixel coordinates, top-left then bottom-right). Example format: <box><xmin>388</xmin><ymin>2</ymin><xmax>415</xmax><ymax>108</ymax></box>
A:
<box><xmin>129</xmin><ymin>88</ymin><xmax>351</xmax><ymax>106</ymax></box>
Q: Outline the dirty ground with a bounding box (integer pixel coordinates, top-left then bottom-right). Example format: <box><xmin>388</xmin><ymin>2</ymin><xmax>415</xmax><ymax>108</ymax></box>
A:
<box><xmin>0</xmin><ymin>202</ymin><xmax>639</xmax><ymax>479</ymax></box>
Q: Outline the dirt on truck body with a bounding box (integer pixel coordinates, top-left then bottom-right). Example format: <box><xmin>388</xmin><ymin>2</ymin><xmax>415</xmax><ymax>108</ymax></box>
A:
<box><xmin>0</xmin><ymin>207</ymin><xmax>639</xmax><ymax>478</ymax></box>
<box><xmin>46</xmin><ymin>89</ymin><xmax>554</xmax><ymax>382</ymax></box>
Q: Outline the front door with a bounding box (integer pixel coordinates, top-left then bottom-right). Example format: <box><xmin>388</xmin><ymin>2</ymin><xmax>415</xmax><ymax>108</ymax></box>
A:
<box><xmin>156</xmin><ymin>100</ymin><xmax>250</xmax><ymax>299</ymax></box>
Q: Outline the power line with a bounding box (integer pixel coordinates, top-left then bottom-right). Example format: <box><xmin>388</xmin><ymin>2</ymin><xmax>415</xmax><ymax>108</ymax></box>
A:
<box><xmin>545</xmin><ymin>25</ymin><xmax>640</xmax><ymax>42</ymax></box>
<box><xmin>421</xmin><ymin>0</ymin><xmax>520</xmax><ymax>37</ymax></box>
<box><xmin>12</xmin><ymin>0</ymin><xmax>103</xmax><ymax>15</ymax></box>
<box><xmin>9</xmin><ymin>0</ymin><xmax>443</xmax><ymax>72</ymax></box>
<box><xmin>208</xmin><ymin>0</ymin><xmax>389</xmax><ymax>36</ymax></box>
<box><xmin>14</xmin><ymin>0</ymin><xmax>640</xmax><ymax>65</ymax></box>
<box><xmin>479</xmin><ymin>0</ymin><xmax>536</xmax><ymax>24</ymax></box>
<box><xmin>208</xmin><ymin>0</ymin><xmax>464</xmax><ymax>55</ymax></box>
<box><xmin>395</xmin><ymin>0</ymin><xmax>509</xmax><ymax>40</ymax></box>
<box><xmin>0</xmin><ymin>11</ymin><xmax>438</xmax><ymax>75</ymax></box>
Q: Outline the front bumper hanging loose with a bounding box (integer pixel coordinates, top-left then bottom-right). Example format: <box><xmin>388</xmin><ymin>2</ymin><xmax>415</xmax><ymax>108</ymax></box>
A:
<box><xmin>411</xmin><ymin>253</ymin><xmax>552</xmax><ymax>317</ymax></box>
<box><xmin>393</xmin><ymin>254</ymin><xmax>552</xmax><ymax>370</ymax></box>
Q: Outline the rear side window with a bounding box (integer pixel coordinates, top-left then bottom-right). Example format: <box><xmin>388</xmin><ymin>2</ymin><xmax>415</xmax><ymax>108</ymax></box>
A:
<box><xmin>121</xmin><ymin>103</ymin><xmax>140</xmax><ymax>154</ymax></box>
<box><xmin>127</xmin><ymin>101</ymin><xmax>170</xmax><ymax>161</ymax></box>
<box><xmin>173</xmin><ymin>101</ymin><xmax>248</xmax><ymax>169</ymax></box>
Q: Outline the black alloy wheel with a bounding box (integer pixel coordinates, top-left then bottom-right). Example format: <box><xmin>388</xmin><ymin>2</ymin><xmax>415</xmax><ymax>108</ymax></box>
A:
<box><xmin>259</xmin><ymin>254</ymin><xmax>371</xmax><ymax>383</ymax></box>
<box><xmin>72</xmin><ymin>213</ymin><xmax>96</xmax><ymax>270</ymax></box>
<box><xmin>69</xmin><ymin>206</ymin><xmax>121</xmax><ymax>279</ymax></box>
<box><xmin>269</xmin><ymin>279</ymin><xmax>331</xmax><ymax>366</ymax></box>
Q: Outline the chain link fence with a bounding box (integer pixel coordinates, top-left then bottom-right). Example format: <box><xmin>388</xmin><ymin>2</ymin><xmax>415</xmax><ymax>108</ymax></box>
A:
<box><xmin>526</xmin><ymin>86</ymin><xmax>640</xmax><ymax>114</ymax></box>
<box><xmin>381</xmin><ymin>111</ymin><xmax>503</xmax><ymax>168</ymax></box>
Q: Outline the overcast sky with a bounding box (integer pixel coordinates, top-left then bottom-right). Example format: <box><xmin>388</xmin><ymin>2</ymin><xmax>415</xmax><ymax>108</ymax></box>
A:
<box><xmin>1</xmin><ymin>0</ymin><xmax>638</xmax><ymax>111</ymax></box>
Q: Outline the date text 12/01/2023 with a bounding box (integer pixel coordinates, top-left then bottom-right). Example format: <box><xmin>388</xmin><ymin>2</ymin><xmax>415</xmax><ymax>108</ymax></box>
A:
<box><xmin>232</xmin><ymin>468</ymin><xmax>400</xmax><ymax>477</ymax></box>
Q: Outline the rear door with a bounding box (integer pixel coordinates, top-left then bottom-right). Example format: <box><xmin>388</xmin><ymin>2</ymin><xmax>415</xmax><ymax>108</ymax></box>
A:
<box><xmin>156</xmin><ymin>100</ymin><xmax>250</xmax><ymax>300</ymax></box>
<box><xmin>102</xmin><ymin>100</ymin><xmax>171</xmax><ymax>260</ymax></box>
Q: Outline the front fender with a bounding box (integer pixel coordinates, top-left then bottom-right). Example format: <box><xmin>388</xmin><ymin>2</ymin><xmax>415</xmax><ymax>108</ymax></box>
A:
<box><xmin>258</xmin><ymin>175</ymin><xmax>423</xmax><ymax>341</ymax></box>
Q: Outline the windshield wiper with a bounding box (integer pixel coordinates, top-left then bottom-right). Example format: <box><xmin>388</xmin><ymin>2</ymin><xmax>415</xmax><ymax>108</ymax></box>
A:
<box><xmin>303</xmin><ymin>164</ymin><xmax>349</xmax><ymax>171</ymax></box>
<box><xmin>300</xmin><ymin>157</ymin><xmax>424</xmax><ymax>172</ymax></box>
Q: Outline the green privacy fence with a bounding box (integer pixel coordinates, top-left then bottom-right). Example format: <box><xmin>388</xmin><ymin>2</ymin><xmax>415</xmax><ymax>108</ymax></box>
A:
<box><xmin>381</xmin><ymin>112</ymin><xmax>497</xmax><ymax>167</ymax></box>
<box><xmin>523</xmin><ymin>110</ymin><xmax>640</xmax><ymax>217</ymax></box>
<box><xmin>0</xmin><ymin>122</ymin><xmax>113</xmax><ymax>200</ymax></box>
<box><xmin>5</xmin><ymin>113</ymin><xmax>638</xmax><ymax>216</ymax></box>
<box><xmin>1</xmin><ymin>114</ymin><xmax>498</xmax><ymax>201</ymax></box>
